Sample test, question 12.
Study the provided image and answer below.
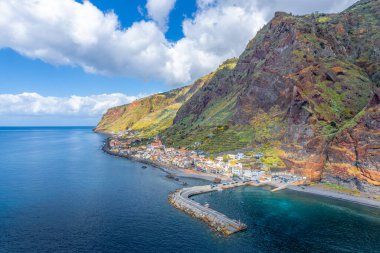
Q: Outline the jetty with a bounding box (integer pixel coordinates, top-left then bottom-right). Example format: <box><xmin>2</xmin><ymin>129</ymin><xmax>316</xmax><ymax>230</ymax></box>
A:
<box><xmin>169</xmin><ymin>184</ymin><xmax>247</xmax><ymax>236</ymax></box>
<box><xmin>169</xmin><ymin>180</ymin><xmax>307</xmax><ymax>236</ymax></box>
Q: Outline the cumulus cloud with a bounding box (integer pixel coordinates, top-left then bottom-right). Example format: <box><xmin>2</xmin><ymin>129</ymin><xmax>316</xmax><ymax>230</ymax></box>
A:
<box><xmin>146</xmin><ymin>0</ymin><xmax>176</xmax><ymax>31</ymax></box>
<box><xmin>0</xmin><ymin>0</ymin><xmax>266</xmax><ymax>84</ymax></box>
<box><xmin>0</xmin><ymin>93</ymin><xmax>139</xmax><ymax>116</ymax></box>
<box><xmin>0</xmin><ymin>0</ymin><xmax>358</xmax><ymax>85</ymax></box>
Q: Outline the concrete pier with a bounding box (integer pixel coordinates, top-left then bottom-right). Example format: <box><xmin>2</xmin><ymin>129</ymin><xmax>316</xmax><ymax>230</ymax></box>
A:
<box><xmin>168</xmin><ymin>180</ymin><xmax>307</xmax><ymax>235</ymax></box>
<box><xmin>169</xmin><ymin>185</ymin><xmax>247</xmax><ymax>236</ymax></box>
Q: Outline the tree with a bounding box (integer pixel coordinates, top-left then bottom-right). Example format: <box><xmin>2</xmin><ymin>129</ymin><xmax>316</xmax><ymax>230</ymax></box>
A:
<box><xmin>223</xmin><ymin>154</ymin><xmax>229</xmax><ymax>162</ymax></box>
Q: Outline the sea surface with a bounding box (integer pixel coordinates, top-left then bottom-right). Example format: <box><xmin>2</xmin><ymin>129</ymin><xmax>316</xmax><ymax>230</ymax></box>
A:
<box><xmin>0</xmin><ymin>127</ymin><xmax>379</xmax><ymax>253</ymax></box>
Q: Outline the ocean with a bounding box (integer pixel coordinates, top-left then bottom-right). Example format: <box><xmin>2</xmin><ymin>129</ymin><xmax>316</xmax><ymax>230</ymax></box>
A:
<box><xmin>0</xmin><ymin>127</ymin><xmax>379</xmax><ymax>253</ymax></box>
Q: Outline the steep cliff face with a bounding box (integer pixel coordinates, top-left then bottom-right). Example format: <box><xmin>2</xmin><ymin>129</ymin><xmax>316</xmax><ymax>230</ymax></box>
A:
<box><xmin>94</xmin><ymin>60</ymin><xmax>233</xmax><ymax>136</ymax></box>
<box><xmin>325</xmin><ymin>90</ymin><xmax>380</xmax><ymax>193</ymax></box>
<box><xmin>163</xmin><ymin>0</ymin><xmax>380</xmax><ymax>192</ymax></box>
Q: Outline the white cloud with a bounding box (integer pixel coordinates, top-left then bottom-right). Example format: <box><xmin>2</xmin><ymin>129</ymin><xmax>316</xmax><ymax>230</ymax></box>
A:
<box><xmin>0</xmin><ymin>92</ymin><xmax>139</xmax><ymax>116</ymax></box>
<box><xmin>146</xmin><ymin>0</ymin><xmax>176</xmax><ymax>31</ymax></box>
<box><xmin>253</xmin><ymin>0</ymin><xmax>358</xmax><ymax>16</ymax></box>
<box><xmin>0</xmin><ymin>0</ymin><xmax>358</xmax><ymax>85</ymax></box>
<box><xmin>0</xmin><ymin>0</ymin><xmax>266</xmax><ymax>85</ymax></box>
<box><xmin>196</xmin><ymin>0</ymin><xmax>217</xmax><ymax>9</ymax></box>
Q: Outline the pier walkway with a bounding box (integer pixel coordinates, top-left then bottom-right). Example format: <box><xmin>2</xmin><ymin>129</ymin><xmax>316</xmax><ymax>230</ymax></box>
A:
<box><xmin>169</xmin><ymin>184</ymin><xmax>247</xmax><ymax>235</ymax></box>
<box><xmin>169</xmin><ymin>180</ymin><xmax>306</xmax><ymax>235</ymax></box>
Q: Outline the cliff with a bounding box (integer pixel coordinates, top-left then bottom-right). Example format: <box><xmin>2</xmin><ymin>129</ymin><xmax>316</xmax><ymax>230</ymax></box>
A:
<box><xmin>94</xmin><ymin>59</ymin><xmax>236</xmax><ymax>136</ymax></box>
<box><xmin>97</xmin><ymin>0</ymin><xmax>380</xmax><ymax>193</ymax></box>
<box><xmin>164</xmin><ymin>0</ymin><xmax>380</xmax><ymax>193</ymax></box>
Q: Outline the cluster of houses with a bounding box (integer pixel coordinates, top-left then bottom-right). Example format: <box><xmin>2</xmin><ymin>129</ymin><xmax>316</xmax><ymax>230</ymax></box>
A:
<box><xmin>109</xmin><ymin>137</ymin><xmax>305</xmax><ymax>183</ymax></box>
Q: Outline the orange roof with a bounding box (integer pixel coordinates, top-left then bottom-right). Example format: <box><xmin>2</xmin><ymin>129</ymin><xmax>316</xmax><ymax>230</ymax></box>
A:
<box><xmin>151</xmin><ymin>142</ymin><xmax>162</xmax><ymax>147</ymax></box>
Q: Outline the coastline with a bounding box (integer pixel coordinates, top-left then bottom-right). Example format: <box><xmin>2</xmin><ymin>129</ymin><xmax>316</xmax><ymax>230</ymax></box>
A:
<box><xmin>102</xmin><ymin>139</ymin><xmax>380</xmax><ymax>210</ymax></box>
<box><xmin>102</xmin><ymin>141</ymin><xmax>222</xmax><ymax>183</ymax></box>
<box><xmin>287</xmin><ymin>185</ymin><xmax>380</xmax><ymax>209</ymax></box>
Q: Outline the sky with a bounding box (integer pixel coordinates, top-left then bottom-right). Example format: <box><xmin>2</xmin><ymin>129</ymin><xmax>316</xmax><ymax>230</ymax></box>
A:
<box><xmin>0</xmin><ymin>0</ymin><xmax>358</xmax><ymax>126</ymax></box>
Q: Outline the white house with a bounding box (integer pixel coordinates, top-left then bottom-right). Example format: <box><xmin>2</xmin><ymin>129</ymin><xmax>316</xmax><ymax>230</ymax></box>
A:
<box><xmin>216</xmin><ymin>156</ymin><xmax>224</xmax><ymax>162</ymax></box>
<box><xmin>236</xmin><ymin>153</ymin><xmax>245</xmax><ymax>160</ymax></box>
<box><xmin>232</xmin><ymin>167</ymin><xmax>243</xmax><ymax>176</ymax></box>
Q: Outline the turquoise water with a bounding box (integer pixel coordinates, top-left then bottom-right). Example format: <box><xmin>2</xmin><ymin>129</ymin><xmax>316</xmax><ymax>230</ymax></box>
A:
<box><xmin>0</xmin><ymin>127</ymin><xmax>379</xmax><ymax>252</ymax></box>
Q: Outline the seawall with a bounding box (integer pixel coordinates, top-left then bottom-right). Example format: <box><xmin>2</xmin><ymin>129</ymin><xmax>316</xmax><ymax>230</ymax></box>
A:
<box><xmin>169</xmin><ymin>185</ymin><xmax>247</xmax><ymax>236</ymax></box>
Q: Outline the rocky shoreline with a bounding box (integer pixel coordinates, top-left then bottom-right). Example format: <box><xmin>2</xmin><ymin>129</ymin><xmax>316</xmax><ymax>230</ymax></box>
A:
<box><xmin>102</xmin><ymin>139</ymin><xmax>380</xmax><ymax>210</ymax></box>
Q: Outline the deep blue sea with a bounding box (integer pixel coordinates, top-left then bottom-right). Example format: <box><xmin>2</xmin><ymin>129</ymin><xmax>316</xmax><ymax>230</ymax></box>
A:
<box><xmin>0</xmin><ymin>127</ymin><xmax>379</xmax><ymax>253</ymax></box>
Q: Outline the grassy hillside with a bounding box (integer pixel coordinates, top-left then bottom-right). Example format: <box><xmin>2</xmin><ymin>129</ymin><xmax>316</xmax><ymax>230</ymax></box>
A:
<box><xmin>94</xmin><ymin>59</ymin><xmax>237</xmax><ymax>137</ymax></box>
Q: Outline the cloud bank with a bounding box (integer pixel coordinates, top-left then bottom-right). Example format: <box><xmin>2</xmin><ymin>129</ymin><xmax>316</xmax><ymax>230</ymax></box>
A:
<box><xmin>0</xmin><ymin>0</ymin><xmax>357</xmax><ymax>85</ymax></box>
<box><xmin>0</xmin><ymin>93</ymin><xmax>138</xmax><ymax>117</ymax></box>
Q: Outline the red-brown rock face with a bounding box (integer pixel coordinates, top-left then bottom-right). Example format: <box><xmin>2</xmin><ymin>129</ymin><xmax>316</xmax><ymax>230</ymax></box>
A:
<box><xmin>170</xmin><ymin>0</ymin><xmax>380</xmax><ymax>193</ymax></box>
<box><xmin>324</xmin><ymin>91</ymin><xmax>380</xmax><ymax>194</ymax></box>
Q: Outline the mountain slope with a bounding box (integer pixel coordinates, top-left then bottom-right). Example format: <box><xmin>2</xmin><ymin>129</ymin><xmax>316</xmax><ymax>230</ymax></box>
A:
<box><xmin>97</xmin><ymin>0</ymin><xmax>379</xmax><ymax>193</ymax></box>
<box><xmin>162</xmin><ymin>0</ymin><xmax>379</xmax><ymax>192</ymax></box>
<box><xmin>94</xmin><ymin>59</ymin><xmax>236</xmax><ymax>136</ymax></box>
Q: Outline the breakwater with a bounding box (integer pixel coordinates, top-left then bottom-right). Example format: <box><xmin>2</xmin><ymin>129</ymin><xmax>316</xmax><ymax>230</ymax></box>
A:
<box><xmin>169</xmin><ymin>185</ymin><xmax>247</xmax><ymax>236</ymax></box>
<box><xmin>102</xmin><ymin>139</ymin><xmax>309</xmax><ymax>236</ymax></box>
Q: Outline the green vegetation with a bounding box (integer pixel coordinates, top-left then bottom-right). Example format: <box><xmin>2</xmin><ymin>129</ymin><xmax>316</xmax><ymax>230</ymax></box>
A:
<box><xmin>95</xmin><ymin>91</ymin><xmax>187</xmax><ymax>135</ymax></box>
<box><xmin>132</xmin><ymin>103</ymin><xmax>182</xmax><ymax>137</ymax></box>
<box><xmin>296</xmin><ymin>60</ymin><xmax>373</xmax><ymax>138</ymax></box>
<box><xmin>220</xmin><ymin>57</ymin><xmax>238</xmax><ymax>70</ymax></box>
<box><xmin>95</xmin><ymin>0</ymin><xmax>379</xmax><ymax>189</ymax></box>
<box><xmin>164</xmin><ymin>123</ymin><xmax>253</xmax><ymax>154</ymax></box>
<box><xmin>317</xmin><ymin>16</ymin><xmax>331</xmax><ymax>23</ymax></box>
<box><xmin>95</xmin><ymin>75</ymin><xmax>207</xmax><ymax>135</ymax></box>
<box><xmin>250</xmin><ymin>106</ymin><xmax>285</xmax><ymax>143</ymax></box>
<box><xmin>319</xmin><ymin>182</ymin><xmax>361</xmax><ymax>196</ymax></box>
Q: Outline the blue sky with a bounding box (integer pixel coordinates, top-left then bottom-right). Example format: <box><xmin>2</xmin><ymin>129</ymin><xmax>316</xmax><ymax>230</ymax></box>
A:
<box><xmin>0</xmin><ymin>0</ymin><xmax>358</xmax><ymax>126</ymax></box>
<box><xmin>0</xmin><ymin>0</ymin><xmax>197</xmax><ymax>97</ymax></box>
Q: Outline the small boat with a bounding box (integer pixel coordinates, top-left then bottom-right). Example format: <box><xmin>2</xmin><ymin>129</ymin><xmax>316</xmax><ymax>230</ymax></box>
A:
<box><xmin>204</xmin><ymin>202</ymin><xmax>209</xmax><ymax>208</ymax></box>
<box><xmin>217</xmin><ymin>188</ymin><xmax>223</xmax><ymax>191</ymax></box>
<box><xmin>213</xmin><ymin>178</ymin><xmax>222</xmax><ymax>183</ymax></box>
<box><xmin>166</xmin><ymin>174</ymin><xmax>175</xmax><ymax>179</ymax></box>
<box><xmin>141</xmin><ymin>165</ymin><xmax>147</xmax><ymax>169</ymax></box>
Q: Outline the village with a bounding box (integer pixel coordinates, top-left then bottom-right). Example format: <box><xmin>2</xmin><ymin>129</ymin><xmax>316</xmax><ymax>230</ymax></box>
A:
<box><xmin>108</xmin><ymin>135</ymin><xmax>306</xmax><ymax>185</ymax></box>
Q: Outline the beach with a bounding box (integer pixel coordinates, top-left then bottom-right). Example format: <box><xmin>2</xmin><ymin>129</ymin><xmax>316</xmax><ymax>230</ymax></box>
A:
<box><xmin>288</xmin><ymin>185</ymin><xmax>380</xmax><ymax>209</ymax></box>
